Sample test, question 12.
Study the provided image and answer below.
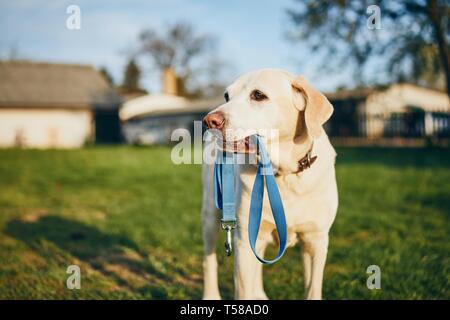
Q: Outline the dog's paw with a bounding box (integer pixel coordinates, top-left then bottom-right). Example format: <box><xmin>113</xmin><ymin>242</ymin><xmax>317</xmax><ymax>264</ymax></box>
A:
<box><xmin>202</xmin><ymin>294</ymin><xmax>222</xmax><ymax>300</ymax></box>
<box><xmin>253</xmin><ymin>292</ymin><xmax>269</xmax><ymax>300</ymax></box>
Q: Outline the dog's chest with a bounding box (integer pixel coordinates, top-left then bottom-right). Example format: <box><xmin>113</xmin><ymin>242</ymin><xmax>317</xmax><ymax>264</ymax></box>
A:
<box><xmin>238</xmin><ymin>169</ymin><xmax>324</xmax><ymax>233</ymax></box>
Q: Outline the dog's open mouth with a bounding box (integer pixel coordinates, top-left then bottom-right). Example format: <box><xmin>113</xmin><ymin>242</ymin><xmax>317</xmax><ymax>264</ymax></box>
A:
<box><xmin>219</xmin><ymin>136</ymin><xmax>256</xmax><ymax>154</ymax></box>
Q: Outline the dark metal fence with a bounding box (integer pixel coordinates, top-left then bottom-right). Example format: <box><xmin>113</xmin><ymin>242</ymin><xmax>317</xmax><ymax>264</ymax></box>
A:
<box><xmin>382</xmin><ymin>111</ymin><xmax>450</xmax><ymax>138</ymax></box>
<box><xmin>327</xmin><ymin>110</ymin><xmax>450</xmax><ymax>139</ymax></box>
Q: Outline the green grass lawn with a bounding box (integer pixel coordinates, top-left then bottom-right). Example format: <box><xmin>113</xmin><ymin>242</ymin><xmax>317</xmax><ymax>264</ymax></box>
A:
<box><xmin>0</xmin><ymin>146</ymin><xmax>448</xmax><ymax>299</ymax></box>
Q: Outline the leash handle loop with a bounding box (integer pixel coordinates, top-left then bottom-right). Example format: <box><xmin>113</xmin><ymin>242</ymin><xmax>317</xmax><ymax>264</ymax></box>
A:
<box><xmin>248</xmin><ymin>136</ymin><xmax>287</xmax><ymax>264</ymax></box>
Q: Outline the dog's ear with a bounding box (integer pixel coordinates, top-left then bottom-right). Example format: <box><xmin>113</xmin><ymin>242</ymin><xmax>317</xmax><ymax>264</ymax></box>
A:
<box><xmin>292</xmin><ymin>76</ymin><xmax>333</xmax><ymax>138</ymax></box>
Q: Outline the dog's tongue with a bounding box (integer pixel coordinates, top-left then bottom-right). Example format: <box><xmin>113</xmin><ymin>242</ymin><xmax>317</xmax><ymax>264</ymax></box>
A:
<box><xmin>245</xmin><ymin>136</ymin><xmax>257</xmax><ymax>153</ymax></box>
<box><xmin>221</xmin><ymin>136</ymin><xmax>256</xmax><ymax>154</ymax></box>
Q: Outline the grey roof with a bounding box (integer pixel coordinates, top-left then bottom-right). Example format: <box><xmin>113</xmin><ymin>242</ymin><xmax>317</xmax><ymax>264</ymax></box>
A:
<box><xmin>325</xmin><ymin>87</ymin><xmax>374</xmax><ymax>101</ymax></box>
<box><xmin>129</xmin><ymin>97</ymin><xmax>223</xmax><ymax>119</ymax></box>
<box><xmin>0</xmin><ymin>60</ymin><xmax>121</xmax><ymax>109</ymax></box>
<box><xmin>325</xmin><ymin>83</ymin><xmax>447</xmax><ymax>101</ymax></box>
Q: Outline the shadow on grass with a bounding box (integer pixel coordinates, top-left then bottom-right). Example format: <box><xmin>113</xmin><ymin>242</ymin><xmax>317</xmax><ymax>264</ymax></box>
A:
<box><xmin>5</xmin><ymin>215</ymin><xmax>190</xmax><ymax>299</ymax></box>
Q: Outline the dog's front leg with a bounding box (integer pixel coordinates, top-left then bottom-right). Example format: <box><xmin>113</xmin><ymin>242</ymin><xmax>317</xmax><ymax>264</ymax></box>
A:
<box><xmin>252</xmin><ymin>241</ymin><xmax>269</xmax><ymax>300</ymax></box>
<box><xmin>301</xmin><ymin>232</ymin><xmax>329</xmax><ymax>300</ymax></box>
<box><xmin>234</xmin><ymin>229</ymin><xmax>259</xmax><ymax>300</ymax></box>
<box><xmin>202</xmin><ymin>208</ymin><xmax>221</xmax><ymax>300</ymax></box>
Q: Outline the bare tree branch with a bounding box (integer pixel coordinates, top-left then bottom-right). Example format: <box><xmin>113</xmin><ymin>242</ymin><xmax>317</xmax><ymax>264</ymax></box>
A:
<box><xmin>286</xmin><ymin>0</ymin><xmax>449</xmax><ymax>94</ymax></box>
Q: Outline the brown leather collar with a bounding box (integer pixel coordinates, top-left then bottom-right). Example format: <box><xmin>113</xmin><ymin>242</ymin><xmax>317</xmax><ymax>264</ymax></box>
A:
<box><xmin>294</xmin><ymin>145</ymin><xmax>317</xmax><ymax>174</ymax></box>
<box><xmin>272</xmin><ymin>143</ymin><xmax>317</xmax><ymax>176</ymax></box>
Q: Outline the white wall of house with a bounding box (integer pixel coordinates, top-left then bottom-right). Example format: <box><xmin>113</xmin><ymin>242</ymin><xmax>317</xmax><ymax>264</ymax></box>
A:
<box><xmin>365</xmin><ymin>84</ymin><xmax>449</xmax><ymax>116</ymax></box>
<box><xmin>362</xmin><ymin>84</ymin><xmax>449</xmax><ymax>137</ymax></box>
<box><xmin>0</xmin><ymin>108</ymin><xmax>92</xmax><ymax>148</ymax></box>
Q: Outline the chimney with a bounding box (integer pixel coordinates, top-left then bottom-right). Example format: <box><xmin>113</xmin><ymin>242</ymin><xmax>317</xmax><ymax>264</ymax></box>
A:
<box><xmin>162</xmin><ymin>68</ymin><xmax>178</xmax><ymax>96</ymax></box>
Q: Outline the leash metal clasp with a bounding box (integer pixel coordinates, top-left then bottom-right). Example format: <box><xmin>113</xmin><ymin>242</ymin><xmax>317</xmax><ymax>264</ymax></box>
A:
<box><xmin>221</xmin><ymin>221</ymin><xmax>236</xmax><ymax>256</ymax></box>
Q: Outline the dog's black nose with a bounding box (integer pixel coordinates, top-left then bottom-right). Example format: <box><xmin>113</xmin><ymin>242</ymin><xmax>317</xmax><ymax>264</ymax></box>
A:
<box><xmin>203</xmin><ymin>111</ymin><xmax>225</xmax><ymax>130</ymax></box>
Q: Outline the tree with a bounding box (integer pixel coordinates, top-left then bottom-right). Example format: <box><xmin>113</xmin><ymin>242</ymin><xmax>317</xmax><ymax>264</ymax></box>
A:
<box><xmin>99</xmin><ymin>67</ymin><xmax>114</xmax><ymax>85</ymax></box>
<box><xmin>138</xmin><ymin>21</ymin><xmax>228</xmax><ymax>98</ymax></box>
<box><xmin>122</xmin><ymin>58</ymin><xmax>141</xmax><ymax>91</ymax></box>
<box><xmin>286</xmin><ymin>0</ymin><xmax>450</xmax><ymax>95</ymax></box>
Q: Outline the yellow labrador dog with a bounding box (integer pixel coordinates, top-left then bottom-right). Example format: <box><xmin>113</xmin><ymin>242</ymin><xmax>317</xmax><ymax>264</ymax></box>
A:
<box><xmin>201</xmin><ymin>69</ymin><xmax>338</xmax><ymax>300</ymax></box>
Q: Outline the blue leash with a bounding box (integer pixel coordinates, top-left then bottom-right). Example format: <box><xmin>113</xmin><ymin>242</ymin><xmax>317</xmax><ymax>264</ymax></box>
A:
<box><xmin>214</xmin><ymin>135</ymin><xmax>287</xmax><ymax>264</ymax></box>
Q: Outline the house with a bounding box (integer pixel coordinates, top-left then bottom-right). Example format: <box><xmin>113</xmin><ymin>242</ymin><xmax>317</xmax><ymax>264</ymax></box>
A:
<box><xmin>326</xmin><ymin>83</ymin><xmax>450</xmax><ymax>138</ymax></box>
<box><xmin>120</xmin><ymin>68</ymin><xmax>221</xmax><ymax>144</ymax></box>
<box><xmin>120</xmin><ymin>94</ymin><xmax>220</xmax><ymax>144</ymax></box>
<box><xmin>0</xmin><ymin>60</ymin><xmax>122</xmax><ymax>148</ymax></box>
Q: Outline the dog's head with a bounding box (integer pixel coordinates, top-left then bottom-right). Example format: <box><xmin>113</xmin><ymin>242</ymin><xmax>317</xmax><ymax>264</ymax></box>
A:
<box><xmin>203</xmin><ymin>69</ymin><xmax>333</xmax><ymax>153</ymax></box>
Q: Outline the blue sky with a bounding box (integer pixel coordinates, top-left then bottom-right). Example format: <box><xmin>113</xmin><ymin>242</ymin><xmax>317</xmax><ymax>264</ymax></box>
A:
<box><xmin>0</xmin><ymin>0</ymin><xmax>355</xmax><ymax>93</ymax></box>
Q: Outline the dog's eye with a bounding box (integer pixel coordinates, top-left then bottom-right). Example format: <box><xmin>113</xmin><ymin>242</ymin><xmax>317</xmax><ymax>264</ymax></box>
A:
<box><xmin>250</xmin><ymin>90</ymin><xmax>268</xmax><ymax>101</ymax></box>
<box><xmin>224</xmin><ymin>92</ymin><xmax>230</xmax><ymax>102</ymax></box>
